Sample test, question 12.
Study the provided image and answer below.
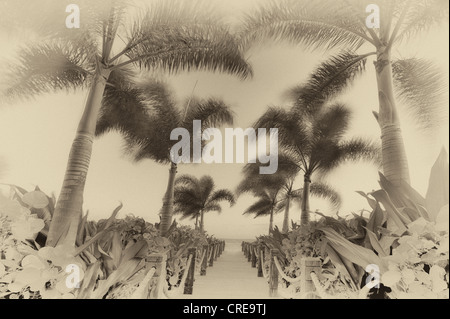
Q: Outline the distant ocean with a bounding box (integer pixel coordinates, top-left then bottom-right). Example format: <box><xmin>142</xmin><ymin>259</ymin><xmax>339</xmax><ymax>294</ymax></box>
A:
<box><xmin>223</xmin><ymin>238</ymin><xmax>255</xmax><ymax>252</ymax></box>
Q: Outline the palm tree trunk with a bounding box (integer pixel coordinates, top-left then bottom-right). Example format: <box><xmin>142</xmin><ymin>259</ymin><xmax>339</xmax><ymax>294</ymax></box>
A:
<box><xmin>269</xmin><ymin>209</ymin><xmax>274</xmax><ymax>234</ymax></box>
<box><xmin>159</xmin><ymin>162</ymin><xmax>178</xmax><ymax>236</ymax></box>
<box><xmin>300</xmin><ymin>175</ymin><xmax>311</xmax><ymax>226</ymax></box>
<box><xmin>374</xmin><ymin>46</ymin><xmax>410</xmax><ymax>187</ymax></box>
<box><xmin>199</xmin><ymin>209</ymin><xmax>205</xmax><ymax>233</ymax></box>
<box><xmin>195</xmin><ymin>215</ymin><xmax>199</xmax><ymax>230</ymax></box>
<box><xmin>46</xmin><ymin>68</ymin><xmax>111</xmax><ymax>247</ymax></box>
<box><xmin>282</xmin><ymin>196</ymin><xmax>291</xmax><ymax>233</ymax></box>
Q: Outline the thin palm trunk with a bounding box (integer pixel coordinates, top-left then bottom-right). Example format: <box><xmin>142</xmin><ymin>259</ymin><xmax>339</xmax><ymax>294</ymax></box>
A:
<box><xmin>269</xmin><ymin>209</ymin><xmax>274</xmax><ymax>234</ymax></box>
<box><xmin>159</xmin><ymin>162</ymin><xmax>178</xmax><ymax>236</ymax></box>
<box><xmin>46</xmin><ymin>68</ymin><xmax>111</xmax><ymax>247</ymax></box>
<box><xmin>300</xmin><ymin>175</ymin><xmax>311</xmax><ymax>226</ymax></box>
<box><xmin>282</xmin><ymin>196</ymin><xmax>291</xmax><ymax>233</ymax></box>
<box><xmin>199</xmin><ymin>209</ymin><xmax>205</xmax><ymax>232</ymax></box>
<box><xmin>374</xmin><ymin>46</ymin><xmax>411</xmax><ymax>187</ymax></box>
<box><xmin>195</xmin><ymin>215</ymin><xmax>199</xmax><ymax>230</ymax></box>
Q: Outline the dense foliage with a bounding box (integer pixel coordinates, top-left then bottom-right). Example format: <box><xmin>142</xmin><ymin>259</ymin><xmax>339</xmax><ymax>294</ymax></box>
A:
<box><xmin>0</xmin><ymin>185</ymin><xmax>208</xmax><ymax>299</ymax></box>
<box><xmin>256</xmin><ymin>166</ymin><xmax>449</xmax><ymax>299</ymax></box>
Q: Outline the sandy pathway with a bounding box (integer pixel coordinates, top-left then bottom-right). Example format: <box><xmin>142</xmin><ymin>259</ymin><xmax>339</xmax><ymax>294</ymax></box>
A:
<box><xmin>184</xmin><ymin>241</ymin><xmax>278</xmax><ymax>299</ymax></box>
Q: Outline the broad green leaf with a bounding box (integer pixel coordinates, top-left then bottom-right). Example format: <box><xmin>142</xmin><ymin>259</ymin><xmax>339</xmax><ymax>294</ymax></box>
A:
<box><xmin>321</xmin><ymin>227</ymin><xmax>387</xmax><ymax>272</ymax></box>
<box><xmin>325</xmin><ymin>244</ymin><xmax>358</xmax><ymax>290</ymax></box>
<box><xmin>22</xmin><ymin>191</ymin><xmax>49</xmax><ymax>209</ymax></box>
<box><xmin>426</xmin><ymin>148</ymin><xmax>449</xmax><ymax>221</ymax></box>
<box><xmin>77</xmin><ymin>261</ymin><xmax>101</xmax><ymax>299</ymax></box>
<box><xmin>110</xmin><ymin>232</ymin><xmax>123</xmax><ymax>268</ymax></box>
<box><xmin>356</xmin><ymin>191</ymin><xmax>377</xmax><ymax>210</ymax></box>
<box><xmin>121</xmin><ymin>240</ymin><xmax>148</xmax><ymax>264</ymax></box>
<box><xmin>363</xmin><ymin>227</ymin><xmax>388</xmax><ymax>257</ymax></box>
<box><xmin>371</xmin><ymin>190</ymin><xmax>409</xmax><ymax>234</ymax></box>
<box><xmin>92</xmin><ymin>258</ymin><xmax>145</xmax><ymax>299</ymax></box>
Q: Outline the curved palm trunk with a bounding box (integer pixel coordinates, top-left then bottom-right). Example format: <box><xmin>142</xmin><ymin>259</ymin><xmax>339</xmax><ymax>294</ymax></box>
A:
<box><xmin>282</xmin><ymin>196</ymin><xmax>291</xmax><ymax>233</ymax></box>
<box><xmin>159</xmin><ymin>162</ymin><xmax>178</xmax><ymax>236</ymax></box>
<box><xmin>46</xmin><ymin>68</ymin><xmax>111</xmax><ymax>247</ymax></box>
<box><xmin>195</xmin><ymin>215</ymin><xmax>199</xmax><ymax>230</ymax></box>
<box><xmin>374</xmin><ymin>46</ymin><xmax>411</xmax><ymax>187</ymax></box>
<box><xmin>300</xmin><ymin>175</ymin><xmax>311</xmax><ymax>226</ymax></box>
<box><xmin>269</xmin><ymin>209</ymin><xmax>274</xmax><ymax>234</ymax></box>
<box><xmin>199</xmin><ymin>209</ymin><xmax>205</xmax><ymax>233</ymax></box>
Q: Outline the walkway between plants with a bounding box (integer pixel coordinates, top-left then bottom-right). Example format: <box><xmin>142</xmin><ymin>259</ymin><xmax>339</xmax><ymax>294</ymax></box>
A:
<box><xmin>185</xmin><ymin>241</ymin><xmax>278</xmax><ymax>299</ymax></box>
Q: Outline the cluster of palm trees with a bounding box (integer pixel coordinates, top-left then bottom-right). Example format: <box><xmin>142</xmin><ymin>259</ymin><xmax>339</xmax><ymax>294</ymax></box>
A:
<box><xmin>1</xmin><ymin>0</ymin><xmax>447</xmax><ymax>246</ymax></box>
<box><xmin>236</xmin><ymin>53</ymin><xmax>380</xmax><ymax>233</ymax></box>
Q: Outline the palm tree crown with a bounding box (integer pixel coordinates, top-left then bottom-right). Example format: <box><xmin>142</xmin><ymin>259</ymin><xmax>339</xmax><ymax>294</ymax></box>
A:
<box><xmin>174</xmin><ymin>175</ymin><xmax>236</xmax><ymax>232</ymax></box>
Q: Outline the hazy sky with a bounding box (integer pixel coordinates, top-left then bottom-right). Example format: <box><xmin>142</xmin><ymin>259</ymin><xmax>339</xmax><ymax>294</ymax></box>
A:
<box><xmin>0</xmin><ymin>0</ymin><xmax>448</xmax><ymax>240</ymax></box>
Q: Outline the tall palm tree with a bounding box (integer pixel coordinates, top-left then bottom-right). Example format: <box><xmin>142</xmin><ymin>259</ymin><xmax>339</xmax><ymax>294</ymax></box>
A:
<box><xmin>173</xmin><ymin>175</ymin><xmax>236</xmax><ymax>233</ymax></box>
<box><xmin>239</xmin><ymin>0</ymin><xmax>448</xmax><ymax>187</ymax></box>
<box><xmin>237</xmin><ymin>157</ymin><xmax>341</xmax><ymax>233</ymax></box>
<box><xmin>2</xmin><ymin>0</ymin><xmax>252</xmax><ymax>246</ymax></box>
<box><xmin>102</xmin><ymin>80</ymin><xmax>235</xmax><ymax>236</ymax></box>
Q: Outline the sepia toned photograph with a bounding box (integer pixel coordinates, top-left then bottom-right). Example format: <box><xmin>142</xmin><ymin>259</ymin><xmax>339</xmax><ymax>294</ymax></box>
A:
<box><xmin>0</xmin><ymin>0</ymin><xmax>448</xmax><ymax>304</ymax></box>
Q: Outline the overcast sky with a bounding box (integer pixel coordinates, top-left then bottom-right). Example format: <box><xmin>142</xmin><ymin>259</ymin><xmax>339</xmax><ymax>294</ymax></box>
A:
<box><xmin>0</xmin><ymin>0</ymin><xmax>448</xmax><ymax>240</ymax></box>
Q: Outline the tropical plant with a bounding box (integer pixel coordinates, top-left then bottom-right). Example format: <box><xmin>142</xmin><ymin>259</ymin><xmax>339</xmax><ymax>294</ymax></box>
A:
<box><xmin>1</xmin><ymin>0</ymin><xmax>252</xmax><ymax>247</ymax></box>
<box><xmin>242</xmin><ymin>188</ymin><xmax>284</xmax><ymax>234</ymax></box>
<box><xmin>237</xmin><ymin>158</ymin><xmax>341</xmax><ymax>233</ymax></box>
<box><xmin>239</xmin><ymin>0</ymin><xmax>448</xmax><ymax>187</ymax></box>
<box><xmin>173</xmin><ymin>175</ymin><xmax>236</xmax><ymax>233</ymax></box>
<box><xmin>0</xmin><ymin>182</ymin><xmax>215</xmax><ymax>299</ymax></box>
<box><xmin>254</xmin><ymin>104</ymin><xmax>379</xmax><ymax>226</ymax></box>
<box><xmin>105</xmin><ymin>80</ymin><xmax>235</xmax><ymax>236</ymax></box>
<box><xmin>315</xmin><ymin>151</ymin><xmax>449</xmax><ymax>298</ymax></box>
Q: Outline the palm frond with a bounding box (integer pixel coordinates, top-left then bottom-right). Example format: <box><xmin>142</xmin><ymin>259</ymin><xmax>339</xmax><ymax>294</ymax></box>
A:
<box><xmin>394</xmin><ymin>0</ymin><xmax>449</xmax><ymax>45</ymax></box>
<box><xmin>238</xmin><ymin>0</ymin><xmax>369</xmax><ymax>52</ymax></box>
<box><xmin>199</xmin><ymin>175</ymin><xmax>215</xmax><ymax>201</ymax></box>
<box><xmin>236</xmin><ymin>168</ymin><xmax>287</xmax><ymax>197</ymax></box>
<box><xmin>203</xmin><ymin>203</ymin><xmax>222</xmax><ymax>214</ymax></box>
<box><xmin>253</xmin><ymin>107</ymin><xmax>310</xmax><ymax>152</ymax></box>
<box><xmin>175</xmin><ymin>174</ymin><xmax>199</xmax><ymax>187</ymax></box>
<box><xmin>392</xmin><ymin>58</ymin><xmax>448</xmax><ymax>132</ymax></box>
<box><xmin>120</xmin><ymin>79</ymin><xmax>181</xmax><ymax>163</ymax></box>
<box><xmin>120</xmin><ymin>0</ymin><xmax>252</xmax><ymax>78</ymax></box>
<box><xmin>312</xmin><ymin>103</ymin><xmax>352</xmax><ymax>142</ymax></box>
<box><xmin>95</xmin><ymin>68</ymin><xmax>148</xmax><ymax>138</ymax></box>
<box><xmin>243</xmin><ymin>197</ymin><xmax>273</xmax><ymax>217</ymax></box>
<box><xmin>274</xmin><ymin>199</ymin><xmax>287</xmax><ymax>214</ymax></box>
<box><xmin>289</xmin><ymin>51</ymin><xmax>370</xmax><ymax>115</ymax></box>
<box><xmin>2</xmin><ymin>41</ymin><xmax>97</xmax><ymax>102</ymax></box>
<box><xmin>309</xmin><ymin>182</ymin><xmax>342</xmax><ymax>210</ymax></box>
<box><xmin>208</xmin><ymin>189</ymin><xmax>236</xmax><ymax>207</ymax></box>
<box><xmin>335</xmin><ymin>138</ymin><xmax>381</xmax><ymax>170</ymax></box>
<box><xmin>182</xmin><ymin>98</ymin><xmax>234</xmax><ymax>129</ymax></box>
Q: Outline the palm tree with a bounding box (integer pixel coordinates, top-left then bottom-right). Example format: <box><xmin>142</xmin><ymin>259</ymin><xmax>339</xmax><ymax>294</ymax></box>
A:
<box><xmin>237</xmin><ymin>157</ymin><xmax>341</xmax><ymax>232</ymax></box>
<box><xmin>239</xmin><ymin>0</ymin><xmax>448</xmax><ymax>187</ymax></box>
<box><xmin>102</xmin><ymin>80</ymin><xmax>235</xmax><ymax>236</ymax></box>
<box><xmin>255</xmin><ymin>103</ymin><xmax>379</xmax><ymax>226</ymax></box>
<box><xmin>242</xmin><ymin>188</ymin><xmax>284</xmax><ymax>234</ymax></box>
<box><xmin>173</xmin><ymin>175</ymin><xmax>236</xmax><ymax>233</ymax></box>
<box><xmin>2</xmin><ymin>0</ymin><xmax>252</xmax><ymax>246</ymax></box>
